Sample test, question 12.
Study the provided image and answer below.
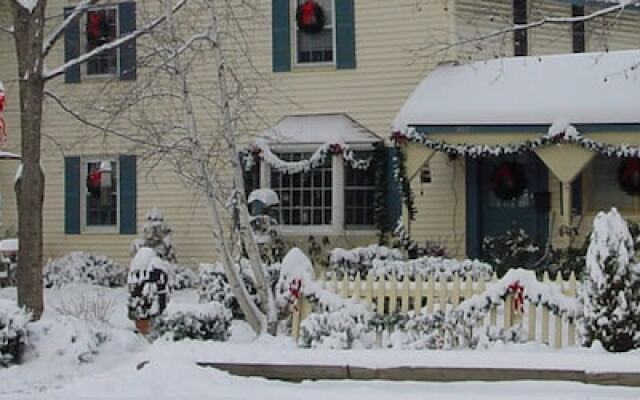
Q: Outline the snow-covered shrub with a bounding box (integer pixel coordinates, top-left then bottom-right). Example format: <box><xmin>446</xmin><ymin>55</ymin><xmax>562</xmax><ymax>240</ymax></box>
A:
<box><xmin>0</xmin><ymin>299</ymin><xmax>29</xmax><ymax>366</ymax></box>
<box><xmin>388</xmin><ymin>310</ymin><xmax>453</xmax><ymax>350</ymax></box>
<box><xmin>153</xmin><ymin>302</ymin><xmax>232</xmax><ymax>342</ymax></box>
<box><xmin>299</xmin><ymin>305</ymin><xmax>374</xmax><ymax>349</ymax></box>
<box><xmin>52</xmin><ymin>292</ymin><xmax>117</xmax><ymax>324</ymax></box>
<box><xmin>328</xmin><ymin>245</ymin><xmax>404</xmax><ymax>278</ymax></box>
<box><xmin>131</xmin><ymin>208</ymin><xmax>177</xmax><ymax>263</ymax></box>
<box><xmin>369</xmin><ymin>256</ymin><xmax>493</xmax><ymax>281</ymax></box>
<box><xmin>127</xmin><ymin>248</ymin><xmax>170</xmax><ymax>321</ymax></box>
<box><xmin>43</xmin><ymin>252</ymin><xmax>126</xmax><ymax>288</ymax></box>
<box><xmin>198</xmin><ymin>260</ymin><xmax>263</xmax><ymax>318</ymax></box>
<box><xmin>580</xmin><ymin>208</ymin><xmax>640</xmax><ymax>352</ymax></box>
<box><xmin>29</xmin><ymin>315</ymin><xmax>108</xmax><ymax>364</ymax></box>
<box><xmin>167</xmin><ymin>264</ymin><xmax>198</xmax><ymax>290</ymax></box>
<box><xmin>481</xmin><ymin>226</ymin><xmax>541</xmax><ymax>277</ymax></box>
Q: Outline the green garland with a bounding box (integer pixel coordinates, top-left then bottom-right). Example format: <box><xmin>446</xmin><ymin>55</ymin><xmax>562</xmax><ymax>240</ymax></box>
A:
<box><xmin>394</xmin><ymin>144</ymin><xmax>417</xmax><ymax>221</ymax></box>
<box><xmin>373</xmin><ymin>142</ymin><xmax>389</xmax><ymax>244</ymax></box>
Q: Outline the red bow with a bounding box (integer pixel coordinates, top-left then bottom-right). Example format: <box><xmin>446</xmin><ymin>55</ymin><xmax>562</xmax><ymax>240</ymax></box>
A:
<box><xmin>87</xmin><ymin>169</ymin><xmax>102</xmax><ymax>189</ymax></box>
<box><xmin>507</xmin><ymin>280</ymin><xmax>525</xmax><ymax>313</ymax></box>
<box><xmin>391</xmin><ymin>131</ymin><xmax>408</xmax><ymax>145</ymax></box>
<box><xmin>300</xmin><ymin>1</ymin><xmax>317</xmax><ymax>26</ymax></box>
<box><xmin>329</xmin><ymin>143</ymin><xmax>343</xmax><ymax>155</ymax></box>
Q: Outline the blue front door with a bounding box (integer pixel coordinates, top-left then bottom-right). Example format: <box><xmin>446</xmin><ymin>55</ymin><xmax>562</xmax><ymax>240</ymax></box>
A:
<box><xmin>466</xmin><ymin>152</ymin><xmax>549</xmax><ymax>258</ymax></box>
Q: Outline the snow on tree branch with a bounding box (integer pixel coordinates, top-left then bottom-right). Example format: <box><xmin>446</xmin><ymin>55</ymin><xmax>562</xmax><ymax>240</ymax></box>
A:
<box><xmin>41</xmin><ymin>0</ymin><xmax>99</xmax><ymax>59</ymax></box>
<box><xmin>15</xmin><ymin>0</ymin><xmax>39</xmax><ymax>13</ymax></box>
<box><xmin>42</xmin><ymin>0</ymin><xmax>189</xmax><ymax>81</ymax></box>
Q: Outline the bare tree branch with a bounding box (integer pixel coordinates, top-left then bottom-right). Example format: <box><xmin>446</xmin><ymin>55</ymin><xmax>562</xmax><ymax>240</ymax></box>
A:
<box><xmin>42</xmin><ymin>0</ymin><xmax>100</xmax><ymax>59</ymax></box>
<box><xmin>43</xmin><ymin>0</ymin><xmax>189</xmax><ymax>81</ymax></box>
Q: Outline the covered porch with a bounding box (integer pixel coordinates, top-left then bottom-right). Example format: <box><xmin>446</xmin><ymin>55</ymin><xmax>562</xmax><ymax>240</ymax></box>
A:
<box><xmin>393</xmin><ymin>50</ymin><xmax>640</xmax><ymax>258</ymax></box>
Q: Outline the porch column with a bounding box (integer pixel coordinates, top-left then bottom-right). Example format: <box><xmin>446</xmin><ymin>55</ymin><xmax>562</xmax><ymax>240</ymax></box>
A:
<box><xmin>534</xmin><ymin>144</ymin><xmax>595</xmax><ymax>246</ymax></box>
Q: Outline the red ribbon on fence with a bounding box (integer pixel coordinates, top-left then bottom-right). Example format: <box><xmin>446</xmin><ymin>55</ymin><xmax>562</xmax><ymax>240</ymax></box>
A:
<box><xmin>288</xmin><ymin>278</ymin><xmax>302</xmax><ymax>312</ymax></box>
<box><xmin>507</xmin><ymin>280</ymin><xmax>525</xmax><ymax>313</ymax></box>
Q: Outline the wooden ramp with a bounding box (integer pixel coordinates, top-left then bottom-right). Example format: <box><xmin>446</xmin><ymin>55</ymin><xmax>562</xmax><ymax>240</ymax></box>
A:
<box><xmin>196</xmin><ymin>362</ymin><xmax>640</xmax><ymax>387</ymax></box>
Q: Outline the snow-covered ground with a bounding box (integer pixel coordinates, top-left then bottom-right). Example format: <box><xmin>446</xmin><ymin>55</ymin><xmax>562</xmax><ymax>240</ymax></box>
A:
<box><xmin>1</xmin><ymin>284</ymin><xmax>639</xmax><ymax>400</ymax></box>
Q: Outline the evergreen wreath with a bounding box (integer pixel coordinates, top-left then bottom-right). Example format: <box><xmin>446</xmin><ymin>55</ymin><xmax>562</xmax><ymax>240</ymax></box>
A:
<box><xmin>296</xmin><ymin>0</ymin><xmax>326</xmax><ymax>34</ymax></box>
<box><xmin>617</xmin><ymin>158</ymin><xmax>640</xmax><ymax>196</ymax></box>
<box><xmin>490</xmin><ymin>161</ymin><xmax>527</xmax><ymax>200</ymax></box>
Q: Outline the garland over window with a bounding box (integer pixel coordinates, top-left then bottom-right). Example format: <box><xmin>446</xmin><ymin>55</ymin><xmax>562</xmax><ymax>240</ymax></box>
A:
<box><xmin>244</xmin><ymin>139</ymin><xmax>372</xmax><ymax>174</ymax></box>
<box><xmin>394</xmin><ymin>123</ymin><xmax>640</xmax><ymax>159</ymax></box>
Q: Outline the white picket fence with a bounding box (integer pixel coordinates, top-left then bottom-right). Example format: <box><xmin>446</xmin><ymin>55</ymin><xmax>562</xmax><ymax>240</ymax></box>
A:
<box><xmin>292</xmin><ymin>271</ymin><xmax>579</xmax><ymax>348</ymax></box>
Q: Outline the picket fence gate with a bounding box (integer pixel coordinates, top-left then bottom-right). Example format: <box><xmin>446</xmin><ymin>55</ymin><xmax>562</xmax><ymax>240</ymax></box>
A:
<box><xmin>292</xmin><ymin>271</ymin><xmax>579</xmax><ymax>349</ymax></box>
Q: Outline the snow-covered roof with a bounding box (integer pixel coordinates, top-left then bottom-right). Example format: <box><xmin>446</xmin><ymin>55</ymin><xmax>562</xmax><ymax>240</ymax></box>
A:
<box><xmin>393</xmin><ymin>50</ymin><xmax>640</xmax><ymax>131</ymax></box>
<box><xmin>262</xmin><ymin>114</ymin><xmax>381</xmax><ymax>145</ymax></box>
<box><xmin>0</xmin><ymin>151</ymin><xmax>20</xmax><ymax>160</ymax></box>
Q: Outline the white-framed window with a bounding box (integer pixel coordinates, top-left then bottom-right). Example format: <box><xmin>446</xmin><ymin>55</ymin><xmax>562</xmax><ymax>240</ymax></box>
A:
<box><xmin>345</xmin><ymin>151</ymin><xmax>375</xmax><ymax>228</ymax></box>
<box><xmin>82</xmin><ymin>157</ymin><xmax>119</xmax><ymax>232</ymax></box>
<box><xmin>586</xmin><ymin>155</ymin><xmax>639</xmax><ymax>212</ymax></box>
<box><xmin>263</xmin><ymin>147</ymin><xmax>376</xmax><ymax>233</ymax></box>
<box><xmin>270</xmin><ymin>152</ymin><xmax>333</xmax><ymax>225</ymax></box>
<box><xmin>84</xmin><ymin>6</ymin><xmax>119</xmax><ymax>77</ymax></box>
<box><xmin>294</xmin><ymin>0</ymin><xmax>335</xmax><ymax>65</ymax></box>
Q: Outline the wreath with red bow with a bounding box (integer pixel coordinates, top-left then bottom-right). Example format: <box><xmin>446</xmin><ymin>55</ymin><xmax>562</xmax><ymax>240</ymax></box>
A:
<box><xmin>296</xmin><ymin>0</ymin><xmax>326</xmax><ymax>34</ymax></box>
<box><xmin>490</xmin><ymin>161</ymin><xmax>527</xmax><ymax>201</ymax></box>
<box><xmin>87</xmin><ymin>169</ymin><xmax>102</xmax><ymax>196</ymax></box>
<box><xmin>617</xmin><ymin>158</ymin><xmax>640</xmax><ymax>196</ymax></box>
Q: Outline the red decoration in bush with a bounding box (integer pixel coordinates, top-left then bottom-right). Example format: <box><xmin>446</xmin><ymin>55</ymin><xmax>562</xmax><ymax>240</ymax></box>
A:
<box><xmin>288</xmin><ymin>278</ymin><xmax>302</xmax><ymax>312</ymax></box>
<box><xmin>490</xmin><ymin>161</ymin><xmax>527</xmax><ymax>201</ymax></box>
<box><xmin>618</xmin><ymin>158</ymin><xmax>640</xmax><ymax>196</ymax></box>
<box><xmin>391</xmin><ymin>130</ymin><xmax>408</xmax><ymax>145</ymax></box>
<box><xmin>0</xmin><ymin>91</ymin><xmax>5</xmax><ymax>113</ymax></box>
<box><xmin>296</xmin><ymin>0</ymin><xmax>326</xmax><ymax>34</ymax></box>
<box><xmin>507</xmin><ymin>280</ymin><xmax>525</xmax><ymax>313</ymax></box>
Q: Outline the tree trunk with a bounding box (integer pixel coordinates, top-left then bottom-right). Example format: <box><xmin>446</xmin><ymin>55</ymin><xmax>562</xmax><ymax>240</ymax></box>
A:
<box><xmin>11</xmin><ymin>1</ymin><xmax>47</xmax><ymax>319</ymax></box>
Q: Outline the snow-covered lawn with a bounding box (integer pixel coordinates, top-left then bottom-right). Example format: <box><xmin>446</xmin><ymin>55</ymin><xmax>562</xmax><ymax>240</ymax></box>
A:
<box><xmin>1</xmin><ymin>284</ymin><xmax>639</xmax><ymax>400</ymax></box>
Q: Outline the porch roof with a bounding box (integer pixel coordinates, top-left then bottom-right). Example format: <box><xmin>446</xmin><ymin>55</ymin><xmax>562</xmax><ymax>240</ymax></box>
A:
<box><xmin>393</xmin><ymin>50</ymin><xmax>640</xmax><ymax>132</ymax></box>
<box><xmin>262</xmin><ymin>114</ymin><xmax>381</xmax><ymax>145</ymax></box>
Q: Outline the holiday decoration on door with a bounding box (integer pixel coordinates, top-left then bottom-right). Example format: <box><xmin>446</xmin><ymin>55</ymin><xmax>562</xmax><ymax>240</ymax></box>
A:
<box><xmin>617</xmin><ymin>158</ymin><xmax>640</xmax><ymax>196</ymax></box>
<box><xmin>490</xmin><ymin>161</ymin><xmax>527</xmax><ymax>201</ymax></box>
<box><xmin>296</xmin><ymin>0</ymin><xmax>326</xmax><ymax>34</ymax></box>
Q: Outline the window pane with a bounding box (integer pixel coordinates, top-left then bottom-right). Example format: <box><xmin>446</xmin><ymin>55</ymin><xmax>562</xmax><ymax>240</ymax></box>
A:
<box><xmin>272</xmin><ymin>152</ymin><xmax>332</xmax><ymax>226</ymax></box>
<box><xmin>345</xmin><ymin>151</ymin><xmax>376</xmax><ymax>226</ymax></box>
<box><xmin>86</xmin><ymin>160</ymin><xmax>118</xmax><ymax>227</ymax></box>
<box><xmin>86</xmin><ymin>8</ymin><xmax>118</xmax><ymax>75</ymax></box>
<box><xmin>589</xmin><ymin>156</ymin><xmax>636</xmax><ymax>211</ymax></box>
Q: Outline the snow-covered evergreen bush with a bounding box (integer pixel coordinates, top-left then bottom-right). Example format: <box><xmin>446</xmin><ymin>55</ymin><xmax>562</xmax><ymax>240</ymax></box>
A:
<box><xmin>369</xmin><ymin>256</ymin><xmax>493</xmax><ymax>281</ymax></box>
<box><xmin>328</xmin><ymin>245</ymin><xmax>404</xmax><ymax>278</ymax></box>
<box><xmin>131</xmin><ymin>208</ymin><xmax>177</xmax><ymax>263</ymax></box>
<box><xmin>274</xmin><ymin>248</ymin><xmax>315</xmax><ymax>313</ymax></box>
<box><xmin>387</xmin><ymin>310</ymin><xmax>453</xmax><ymax>350</ymax></box>
<box><xmin>127</xmin><ymin>248</ymin><xmax>170</xmax><ymax>321</ymax></box>
<box><xmin>168</xmin><ymin>265</ymin><xmax>199</xmax><ymax>290</ymax></box>
<box><xmin>153</xmin><ymin>303</ymin><xmax>232</xmax><ymax>342</ymax></box>
<box><xmin>299</xmin><ymin>305</ymin><xmax>375</xmax><ymax>349</ymax></box>
<box><xmin>580</xmin><ymin>208</ymin><xmax>640</xmax><ymax>352</ymax></box>
<box><xmin>197</xmin><ymin>260</ymin><xmax>266</xmax><ymax>318</ymax></box>
<box><xmin>481</xmin><ymin>226</ymin><xmax>541</xmax><ymax>277</ymax></box>
<box><xmin>0</xmin><ymin>299</ymin><xmax>29</xmax><ymax>367</ymax></box>
<box><xmin>43</xmin><ymin>252</ymin><xmax>126</xmax><ymax>288</ymax></box>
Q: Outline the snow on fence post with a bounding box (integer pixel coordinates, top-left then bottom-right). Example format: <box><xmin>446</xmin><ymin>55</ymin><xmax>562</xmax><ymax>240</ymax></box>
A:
<box><xmin>541</xmin><ymin>271</ymin><xmax>551</xmax><ymax>345</ymax></box>
<box><xmin>566</xmin><ymin>271</ymin><xmax>577</xmax><ymax>346</ymax></box>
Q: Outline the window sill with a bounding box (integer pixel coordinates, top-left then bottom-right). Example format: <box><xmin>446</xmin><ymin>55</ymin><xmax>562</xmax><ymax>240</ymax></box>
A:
<box><xmin>278</xmin><ymin>226</ymin><xmax>378</xmax><ymax>237</ymax></box>
<box><xmin>291</xmin><ymin>63</ymin><xmax>337</xmax><ymax>73</ymax></box>
<box><xmin>80</xmin><ymin>227</ymin><xmax>120</xmax><ymax>235</ymax></box>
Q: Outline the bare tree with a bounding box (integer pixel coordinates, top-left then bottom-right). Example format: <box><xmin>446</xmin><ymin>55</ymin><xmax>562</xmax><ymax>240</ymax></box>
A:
<box><xmin>5</xmin><ymin>0</ymin><xmax>187</xmax><ymax>319</ymax></box>
<box><xmin>46</xmin><ymin>0</ymin><xmax>277</xmax><ymax>333</ymax></box>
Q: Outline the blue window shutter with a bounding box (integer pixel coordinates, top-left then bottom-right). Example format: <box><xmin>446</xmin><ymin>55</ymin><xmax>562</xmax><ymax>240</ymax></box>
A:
<box><xmin>119</xmin><ymin>155</ymin><xmax>137</xmax><ymax>234</ymax></box>
<box><xmin>335</xmin><ymin>0</ymin><xmax>356</xmax><ymax>69</ymax></box>
<box><xmin>118</xmin><ymin>2</ymin><xmax>137</xmax><ymax>80</ymax></box>
<box><xmin>465</xmin><ymin>157</ymin><xmax>481</xmax><ymax>259</ymax></box>
<box><xmin>63</xmin><ymin>7</ymin><xmax>81</xmax><ymax>83</ymax></box>
<box><xmin>385</xmin><ymin>147</ymin><xmax>402</xmax><ymax>228</ymax></box>
<box><xmin>272</xmin><ymin>0</ymin><xmax>291</xmax><ymax>72</ymax></box>
<box><xmin>64</xmin><ymin>157</ymin><xmax>81</xmax><ymax>234</ymax></box>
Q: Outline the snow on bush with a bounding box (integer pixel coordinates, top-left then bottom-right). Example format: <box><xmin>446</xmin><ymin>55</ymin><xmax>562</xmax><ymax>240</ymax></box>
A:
<box><xmin>580</xmin><ymin>208</ymin><xmax>640</xmax><ymax>352</ymax></box>
<box><xmin>153</xmin><ymin>302</ymin><xmax>232</xmax><ymax>342</ymax></box>
<box><xmin>328</xmin><ymin>245</ymin><xmax>404</xmax><ymax>278</ymax></box>
<box><xmin>0</xmin><ymin>299</ymin><xmax>29</xmax><ymax>366</ymax></box>
<box><xmin>168</xmin><ymin>265</ymin><xmax>199</xmax><ymax>290</ymax></box>
<box><xmin>274</xmin><ymin>247</ymin><xmax>314</xmax><ymax>312</ymax></box>
<box><xmin>127</xmin><ymin>248</ymin><xmax>170</xmax><ymax>321</ymax></box>
<box><xmin>43</xmin><ymin>252</ymin><xmax>126</xmax><ymax>288</ymax></box>
<box><xmin>299</xmin><ymin>304</ymin><xmax>375</xmax><ymax>350</ymax></box>
<box><xmin>369</xmin><ymin>256</ymin><xmax>493</xmax><ymax>281</ymax></box>
<box><xmin>28</xmin><ymin>316</ymin><xmax>108</xmax><ymax>365</ymax></box>
<box><xmin>131</xmin><ymin>208</ymin><xmax>177</xmax><ymax>263</ymax></box>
